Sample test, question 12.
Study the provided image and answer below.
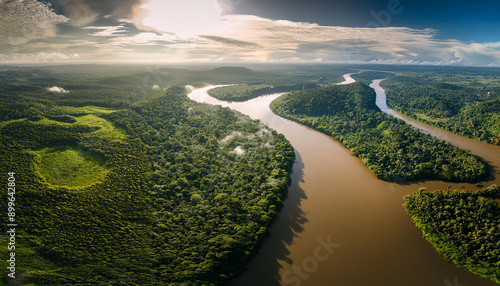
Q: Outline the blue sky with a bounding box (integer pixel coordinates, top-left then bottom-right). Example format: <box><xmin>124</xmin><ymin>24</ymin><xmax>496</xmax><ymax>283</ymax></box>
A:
<box><xmin>0</xmin><ymin>0</ymin><xmax>499</xmax><ymax>65</ymax></box>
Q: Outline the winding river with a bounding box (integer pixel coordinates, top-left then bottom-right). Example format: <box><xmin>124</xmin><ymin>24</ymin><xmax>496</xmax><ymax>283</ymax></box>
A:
<box><xmin>187</xmin><ymin>76</ymin><xmax>500</xmax><ymax>286</ymax></box>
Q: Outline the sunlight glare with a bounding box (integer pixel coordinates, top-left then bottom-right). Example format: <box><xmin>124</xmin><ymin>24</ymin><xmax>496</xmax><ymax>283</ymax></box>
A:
<box><xmin>138</xmin><ymin>0</ymin><xmax>230</xmax><ymax>37</ymax></box>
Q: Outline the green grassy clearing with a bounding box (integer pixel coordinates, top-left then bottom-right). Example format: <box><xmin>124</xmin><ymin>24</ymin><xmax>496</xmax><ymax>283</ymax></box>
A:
<box><xmin>34</xmin><ymin>145</ymin><xmax>109</xmax><ymax>188</ymax></box>
<box><xmin>52</xmin><ymin>105</ymin><xmax>118</xmax><ymax>114</ymax></box>
<box><xmin>0</xmin><ymin>118</ymin><xmax>27</xmax><ymax>128</ymax></box>
<box><xmin>38</xmin><ymin>114</ymin><xmax>127</xmax><ymax>140</ymax></box>
<box><xmin>75</xmin><ymin>114</ymin><xmax>127</xmax><ymax>140</ymax></box>
<box><xmin>1</xmin><ymin>109</ymin><xmax>127</xmax><ymax>141</ymax></box>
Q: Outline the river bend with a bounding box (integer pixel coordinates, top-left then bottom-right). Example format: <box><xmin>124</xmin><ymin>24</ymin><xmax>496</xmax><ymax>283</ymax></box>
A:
<box><xmin>187</xmin><ymin>77</ymin><xmax>500</xmax><ymax>286</ymax></box>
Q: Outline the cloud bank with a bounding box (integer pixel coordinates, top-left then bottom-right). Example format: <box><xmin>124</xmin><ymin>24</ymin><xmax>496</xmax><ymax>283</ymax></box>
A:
<box><xmin>52</xmin><ymin>0</ymin><xmax>148</xmax><ymax>26</ymax></box>
<box><xmin>0</xmin><ymin>0</ymin><xmax>499</xmax><ymax>66</ymax></box>
<box><xmin>0</xmin><ymin>52</ymin><xmax>80</xmax><ymax>63</ymax></box>
<box><xmin>0</xmin><ymin>0</ymin><xmax>68</xmax><ymax>45</ymax></box>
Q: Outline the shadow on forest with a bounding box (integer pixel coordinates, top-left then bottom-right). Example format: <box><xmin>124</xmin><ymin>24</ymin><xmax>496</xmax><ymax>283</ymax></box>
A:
<box><xmin>226</xmin><ymin>150</ymin><xmax>308</xmax><ymax>286</ymax></box>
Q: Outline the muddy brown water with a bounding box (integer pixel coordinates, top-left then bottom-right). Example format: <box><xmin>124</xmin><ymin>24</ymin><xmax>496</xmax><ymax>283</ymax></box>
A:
<box><xmin>187</xmin><ymin>78</ymin><xmax>500</xmax><ymax>286</ymax></box>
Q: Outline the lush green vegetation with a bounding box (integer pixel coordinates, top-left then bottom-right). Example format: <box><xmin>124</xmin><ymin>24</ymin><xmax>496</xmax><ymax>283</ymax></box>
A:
<box><xmin>34</xmin><ymin>145</ymin><xmax>109</xmax><ymax>188</ymax></box>
<box><xmin>270</xmin><ymin>82</ymin><xmax>488</xmax><ymax>182</ymax></box>
<box><xmin>380</xmin><ymin>68</ymin><xmax>500</xmax><ymax>145</ymax></box>
<box><xmin>404</xmin><ymin>185</ymin><xmax>500</xmax><ymax>284</ymax></box>
<box><xmin>0</xmin><ymin>66</ymin><xmax>295</xmax><ymax>285</ymax></box>
<box><xmin>1</xmin><ymin>110</ymin><xmax>153</xmax><ymax>285</ymax></box>
<box><xmin>109</xmin><ymin>86</ymin><xmax>295</xmax><ymax>285</ymax></box>
<box><xmin>206</xmin><ymin>65</ymin><xmax>356</xmax><ymax>101</ymax></box>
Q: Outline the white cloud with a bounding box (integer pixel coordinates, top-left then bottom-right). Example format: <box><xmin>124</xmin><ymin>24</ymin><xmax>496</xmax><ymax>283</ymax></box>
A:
<box><xmin>83</xmin><ymin>25</ymin><xmax>129</xmax><ymax>37</ymax></box>
<box><xmin>231</xmin><ymin>146</ymin><xmax>245</xmax><ymax>156</ymax></box>
<box><xmin>219</xmin><ymin>131</ymin><xmax>243</xmax><ymax>145</ymax></box>
<box><xmin>48</xmin><ymin>86</ymin><xmax>69</xmax><ymax>93</ymax></box>
<box><xmin>209</xmin><ymin>16</ymin><xmax>500</xmax><ymax>66</ymax></box>
<box><xmin>108</xmin><ymin>32</ymin><xmax>180</xmax><ymax>47</ymax></box>
<box><xmin>0</xmin><ymin>52</ymin><xmax>80</xmax><ymax>63</ymax></box>
<box><xmin>0</xmin><ymin>0</ymin><xmax>68</xmax><ymax>45</ymax></box>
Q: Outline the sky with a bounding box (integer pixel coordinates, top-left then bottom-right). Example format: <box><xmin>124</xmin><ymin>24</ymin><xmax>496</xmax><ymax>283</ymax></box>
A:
<box><xmin>0</xmin><ymin>0</ymin><xmax>499</xmax><ymax>66</ymax></box>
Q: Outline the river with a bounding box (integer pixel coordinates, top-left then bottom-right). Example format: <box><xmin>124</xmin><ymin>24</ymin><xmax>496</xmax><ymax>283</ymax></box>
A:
<box><xmin>187</xmin><ymin>77</ymin><xmax>500</xmax><ymax>286</ymax></box>
<box><xmin>337</xmin><ymin>73</ymin><xmax>357</xmax><ymax>85</ymax></box>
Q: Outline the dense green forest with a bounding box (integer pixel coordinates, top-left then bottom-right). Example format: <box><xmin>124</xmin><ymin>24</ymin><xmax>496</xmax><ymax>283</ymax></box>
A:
<box><xmin>109</xmin><ymin>86</ymin><xmax>295</xmax><ymax>285</ymax></box>
<box><xmin>0</xmin><ymin>66</ymin><xmax>295</xmax><ymax>285</ymax></box>
<box><xmin>208</xmin><ymin>82</ymin><xmax>315</xmax><ymax>101</ymax></box>
<box><xmin>404</xmin><ymin>185</ymin><xmax>500</xmax><ymax>284</ymax></box>
<box><xmin>379</xmin><ymin>69</ymin><xmax>500</xmax><ymax>145</ymax></box>
<box><xmin>270</xmin><ymin>82</ymin><xmax>488</xmax><ymax>182</ymax></box>
<box><xmin>0</xmin><ymin>64</ymin><xmax>356</xmax><ymax>122</ymax></box>
<box><xmin>206</xmin><ymin>67</ymin><xmax>353</xmax><ymax>101</ymax></box>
